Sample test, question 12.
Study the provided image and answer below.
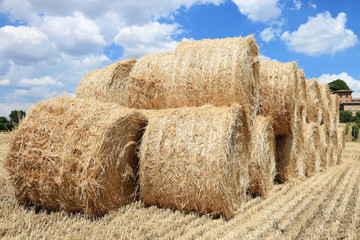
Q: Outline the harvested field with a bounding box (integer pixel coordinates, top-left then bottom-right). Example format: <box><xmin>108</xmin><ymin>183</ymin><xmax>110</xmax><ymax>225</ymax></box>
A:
<box><xmin>1</xmin><ymin>131</ymin><xmax>360</xmax><ymax>239</ymax></box>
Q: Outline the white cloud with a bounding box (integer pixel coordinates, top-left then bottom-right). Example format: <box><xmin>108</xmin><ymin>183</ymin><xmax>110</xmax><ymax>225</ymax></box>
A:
<box><xmin>0</xmin><ymin>0</ymin><xmax>225</xmax><ymax>26</ymax></box>
<box><xmin>114</xmin><ymin>22</ymin><xmax>180</xmax><ymax>58</ymax></box>
<box><xmin>0</xmin><ymin>102</ymin><xmax>33</xmax><ymax>118</ymax></box>
<box><xmin>18</xmin><ymin>76</ymin><xmax>64</xmax><ymax>87</ymax></box>
<box><xmin>0</xmin><ymin>79</ymin><xmax>10</xmax><ymax>86</ymax></box>
<box><xmin>318</xmin><ymin>72</ymin><xmax>360</xmax><ymax>98</ymax></box>
<box><xmin>259</xmin><ymin>54</ymin><xmax>278</xmax><ymax>62</ymax></box>
<box><xmin>281</xmin><ymin>12</ymin><xmax>358</xmax><ymax>56</ymax></box>
<box><xmin>40</xmin><ymin>12</ymin><xmax>106</xmax><ymax>55</ymax></box>
<box><xmin>0</xmin><ymin>25</ymin><xmax>55</xmax><ymax>65</ymax></box>
<box><xmin>309</xmin><ymin>1</ymin><xmax>316</xmax><ymax>9</ymax></box>
<box><xmin>232</xmin><ymin>0</ymin><xmax>281</xmax><ymax>22</ymax></box>
<box><xmin>260</xmin><ymin>28</ymin><xmax>276</xmax><ymax>42</ymax></box>
<box><xmin>293</xmin><ymin>0</ymin><xmax>302</xmax><ymax>10</ymax></box>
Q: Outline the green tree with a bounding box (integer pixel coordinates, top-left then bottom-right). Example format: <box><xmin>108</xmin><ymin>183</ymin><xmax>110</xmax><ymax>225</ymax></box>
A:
<box><xmin>9</xmin><ymin>110</ymin><xmax>26</xmax><ymax>124</ymax></box>
<box><xmin>327</xmin><ymin>79</ymin><xmax>350</xmax><ymax>92</ymax></box>
<box><xmin>356</xmin><ymin>111</ymin><xmax>360</xmax><ymax>118</ymax></box>
<box><xmin>339</xmin><ymin>110</ymin><xmax>352</xmax><ymax>123</ymax></box>
<box><xmin>345</xmin><ymin>124</ymin><xmax>350</xmax><ymax>134</ymax></box>
<box><xmin>0</xmin><ymin>116</ymin><xmax>8</xmax><ymax>131</ymax></box>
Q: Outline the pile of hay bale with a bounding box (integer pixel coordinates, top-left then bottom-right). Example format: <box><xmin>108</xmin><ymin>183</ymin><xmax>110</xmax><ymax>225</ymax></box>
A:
<box><xmin>5</xmin><ymin>35</ymin><xmax>345</xmax><ymax>219</ymax></box>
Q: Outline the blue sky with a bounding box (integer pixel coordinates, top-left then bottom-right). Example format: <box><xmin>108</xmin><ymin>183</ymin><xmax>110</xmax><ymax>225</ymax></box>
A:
<box><xmin>0</xmin><ymin>0</ymin><xmax>359</xmax><ymax>117</ymax></box>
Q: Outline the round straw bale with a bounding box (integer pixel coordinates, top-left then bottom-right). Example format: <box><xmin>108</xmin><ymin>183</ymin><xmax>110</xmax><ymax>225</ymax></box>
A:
<box><xmin>297</xmin><ymin>69</ymin><xmax>307</xmax><ymax>103</ymax></box>
<box><xmin>305</xmin><ymin>79</ymin><xmax>325</xmax><ymax>124</ymax></box>
<box><xmin>336</xmin><ymin>127</ymin><xmax>345</xmax><ymax>165</ymax></box>
<box><xmin>319</xmin><ymin>124</ymin><xmax>330</xmax><ymax>170</ymax></box>
<box><xmin>320</xmin><ymin>84</ymin><xmax>332</xmax><ymax>116</ymax></box>
<box><xmin>249</xmin><ymin>116</ymin><xmax>276</xmax><ymax>196</ymax></box>
<box><xmin>276</xmin><ymin>106</ymin><xmax>306</xmax><ymax>182</ymax></box>
<box><xmin>5</xmin><ymin>96</ymin><xmax>147</xmax><ymax>216</ymax></box>
<box><xmin>126</xmin><ymin>36</ymin><xmax>260</xmax><ymax>117</ymax></box>
<box><xmin>139</xmin><ymin>104</ymin><xmax>250</xmax><ymax>218</ymax></box>
<box><xmin>303</xmin><ymin>123</ymin><xmax>321</xmax><ymax>177</ymax></box>
<box><xmin>76</xmin><ymin>58</ymin><xmax>136</xmax><ymax>106</ymax></box>
<box><xmin>330</xmin><ymin>94</ymin><xmax>340</xmax><ymax>128</ymax></box>
<box><xmin>259</xmin><ymin>60</ymin><xmax>298</xmax><ymax>136</ymax></box>
<box><xmin>328</xmin><ymin>127</ymin><xmax>338</xmax><ymax>168</ymax></box>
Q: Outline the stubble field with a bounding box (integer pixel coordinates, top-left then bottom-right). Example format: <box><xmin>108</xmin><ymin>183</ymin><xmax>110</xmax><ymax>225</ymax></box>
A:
<box><xmin>1</xmin><ymin>132</ymin><xmax>360</xmax><ymax>239</ymax></box>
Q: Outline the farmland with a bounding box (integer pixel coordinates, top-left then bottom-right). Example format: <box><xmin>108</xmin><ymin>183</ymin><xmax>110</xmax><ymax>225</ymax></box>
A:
<box><xmin>1</xmin><ymin>131</ymin><xmax>360</xmax><ymax>239</ymax></box>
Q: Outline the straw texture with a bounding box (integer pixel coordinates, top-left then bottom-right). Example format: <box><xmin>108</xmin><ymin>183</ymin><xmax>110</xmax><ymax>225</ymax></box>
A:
<box><xmin>76</xmin><ymin>58</ymin><xmax>136</xmax><ymax>106</ymax></box>
<box><xmin>303</xmin><ymin>123</ymin><xmax>321</xmax><ymax>177</ymax></box>
<box><xmin>249</xmin><ymin>116</ymin><xmax>276</xmax><ymax>196</ymax></box>
<box><xmin>305</xmin><ymin>79</ymin><xmax>326</xmax><ymax>124</ymax></box>
<box><xmin>126</xmin><ymin>36</ymin><xmax>260</xmax><ymax>117</ymax></box>
<box><xmin>5</xmin><ymin>96</ymin><xmax>147</xmax><ymax>216</ymax></box>
<box><xmin>139</xmin><ymin>104</ymin><xmax>250</xmax><ymax>218</ymax></box>
<box><xmin>276</xmin><ymin>106</ymin><xmax>305</xmax><ymax>182</ymax></box>
<box><xmin>319</xmin><ymin>124</ymin><xmax>330</xmax><ymax>171</ymax></box>
<box><xmin>259</xmin><ymin>60</ymin><xmax>298</xmax><ymax>136</ymax></box>
<box><xmin>336</xmin><ymin>127</ymin><xmax>345</xmax><ymax>165</ymax></box>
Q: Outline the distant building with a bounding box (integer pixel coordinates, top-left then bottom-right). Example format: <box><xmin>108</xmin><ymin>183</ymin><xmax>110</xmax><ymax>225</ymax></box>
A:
<box><xmin>333</xmin><ymin>89</ymin><xmax>360</xmax><ymax>116</ymax></box>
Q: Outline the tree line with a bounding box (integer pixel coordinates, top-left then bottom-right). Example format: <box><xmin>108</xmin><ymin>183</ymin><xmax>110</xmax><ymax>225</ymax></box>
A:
<box><xmin>0</xmin><ymin>110</ymin><xmax>26</xmax><ymax>131</ymax></box>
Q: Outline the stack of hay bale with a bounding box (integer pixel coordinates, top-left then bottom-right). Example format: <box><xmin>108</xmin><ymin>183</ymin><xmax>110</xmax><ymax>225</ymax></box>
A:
<box><xmin>5</xmin><ymin>35</ymin><xmax>345</xmax><ymax>219</ymax></box>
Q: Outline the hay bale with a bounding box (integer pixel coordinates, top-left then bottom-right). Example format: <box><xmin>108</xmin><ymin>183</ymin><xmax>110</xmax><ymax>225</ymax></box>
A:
<box><xmin>320</xmin><ymin>84</ymin><xmax>332</xmax><ymax>115</ymax></box>
<box><xmin>297</xmin><ymin>69</ymin><xmax>307</xmax><ymax>124</ymax></box>
<box><xmin>329</xmin><ymin>127</ymin><xmax>338</xmax><ymax>168</ymax></box>
<box><xmin>76</xmin><ymin>58</ymin><xmax>137</xmax><ymax>105</ymax></box>
<box><xmin>249</xmin><ymin>116</ymin><xmax>276</xmax><ymax>196</ymax></box>
<box><xmin>303</xmin><ymin>123</ymin><xmax>321</xmax><ymax>177</ymax></box>
<box><xmin>139</xmin><ymin>104</ymin><xmax>250</xmax><ymax>218</ymax></box>
<box><xmin>126</xmin><ymin>36</ymin><xmax>260</xmax><ymax>116</ymax></box>
<box><xmin>259</xmin><ymin>60</ymin><xmax>298</xmax><ymax>136</ymax></box>
<box><xmin>330</xmin><ymin>94</ymin><xmax>340</xmax><ymax>127</ymax></box>
<box><xmin>319</xmin><ymin>124</ymin><xmax>330</xmax><ymax>170</ymax></box>
<box><xmin>276</xmin><ymin>105</ymin><xmax>305</xmax><ymax>182</ymax></box>
<box><xmin>336</xmin><ymin>127</ymin><xmax>345</xmax><ymax>165</ymax></box>
<box><xmin>5</xmin><ymin>96</ymin><xmax>147</xmax><ymax>216</ymax></box>
<box><xmin>305</xmin><ymin>79</ymin><xmax>326</xmax><ymax>125</ymax></box>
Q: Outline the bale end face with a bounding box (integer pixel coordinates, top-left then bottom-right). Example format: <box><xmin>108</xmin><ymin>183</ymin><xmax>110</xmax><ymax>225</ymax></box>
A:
<box><xmin>139</xmin><ymin>105</ymin><xmax>250</xmax><ymax>218</ymax></box>
<box><xmin>249</xmin><ymin>116</ymin><xmax>276</xmax><ymax>196</ymax></box>
<box><xmin>5</xmin><ymin>96</ymin><xmax>147</xmax><ymax>216</ymax></box>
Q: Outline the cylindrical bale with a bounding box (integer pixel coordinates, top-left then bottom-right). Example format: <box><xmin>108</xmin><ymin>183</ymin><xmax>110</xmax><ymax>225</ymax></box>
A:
<box><xmin>336</xmin><ymin>127</ymin><xmax>345</xmax><ymax>165</ymax></box>
<box><xmin>5</xmin><ymin>96</ymin><xmax>147</xmax><ymax>216</ymax></box>
<box><xmin>329</xmin><ymin>127</ymin><xmax>338</xmax><ymax>168</ymax></box>
<box><xmin>330</xmin><ymin>94</ymin><xmax>340</xmax><ymax>128</ymax></box>
<box><xmin>305</xmin><ymin>79</ymin><xmax>325</xmax><ymax>125</ymax></box>
<box><xmin>249</xmin><ymin>116</ymin><xmax>276</xmax><ymax>196</ymax></box>
<box><xmin>259</xmin><ymin>60</ymin><xmax>298</xmax><ymax>136</ymax></box>
<box><xmin>139</xmin><ymin>105</ymin><xmax>250</xmax><ymax>218</ymax></box>
<box><xmin>297</xmin><ymin>69</ymin><xmax>308</xmax><ymax>124</ymax></box>
<box><xmin>303</xmin><ymin>123</ymin><xmax>321</xmax><ymax>177</ymax></box>
<box><xmin>320</xmin><ymin>84</ymin><xmax>333</xmax><ymax>123</ymax></box>
<box><xmin>126</xmin><ymin>36</ymin><xmax>260</xmax><ymax>117</ymax></box>
<box><xmin>319</xmin><ymin>124</ymin><xmax>330</xmax><ymax>170</ymax></box>
<box><xmin>276</xmin><ymin>105</ymin><xmax>306</xmax><ymax>182</ymax></box>
<box><xmin>76</xmin><ymin>58</ymin><xmax>137</xmax><ymax>106</ymax></box>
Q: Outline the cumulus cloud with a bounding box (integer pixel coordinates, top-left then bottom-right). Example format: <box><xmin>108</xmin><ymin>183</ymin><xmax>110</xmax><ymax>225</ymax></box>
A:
<box><xmin>18</xmin><ymin>76</ymin><xmax>64</xmax><ymax>87</ymax></box>
<box><xmin>40</xmin><ymin>12</ymin><xmax>106</xmax><ymax>55</ymax></box>
<box><xmin>318</xmin><ymin>72</ymin><xmax>360</xmax><ymax>97</ymax></box>
<box><xmin>0</xmin><ymin>26</ymin><xmax>55</xmax><ymax>65</ymax></box>
<box><xmin>0</xmin><ymin>79</ymin><xmax>10</xmax><ymax>86</ymax></box>
<box><xmin>293</xmin><ymin>0</ymin><xmax>302</xmax><ymax>10</ymax></box>
<box><xmin>0</xmin><ymin>0</ymin><xmax>225</xmax><ymax>26</ymax></box>
<box><xmin>260</xmin><ymin>27</ymin><xmax>283</xmax><ymax>42</ymax></box>
<box><xmin>281</xmin><ymin>12</ymin><xmax>358</xmax><ymax>56</ymax></box>
<box><xmin>114</xmin><ymin>22</ymin><xmax>180</xmax><ymax>58</ymax></box>
<box><xmin>0</xmin><ymin>102</ymin><xmax>33</xmax><ymax>118</ymax></box>
<box><xmin>232</xmin><ymin>0</ymin><xmax>281</xmax><ymax>22</ymax></box>
<box><xmin>259</xmin><ymin>54</ymin><xmax>278</xmax><ymax>62</ymax></box>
